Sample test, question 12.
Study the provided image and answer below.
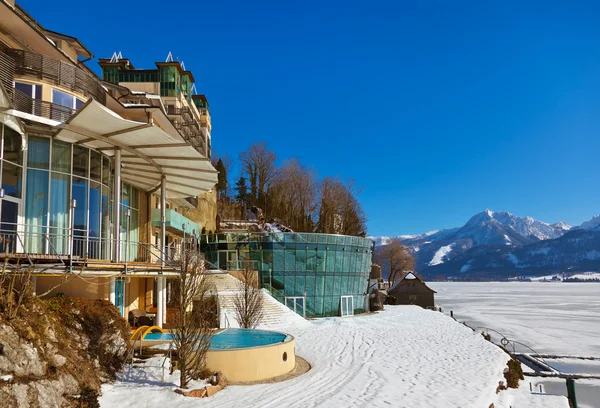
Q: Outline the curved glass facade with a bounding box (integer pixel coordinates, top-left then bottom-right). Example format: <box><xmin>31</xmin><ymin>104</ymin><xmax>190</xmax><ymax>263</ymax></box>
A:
<box><xmin>201</xmin><ymin>232</ymin><xmax>374</xmax><ymax>318</ymax></box>
<box><xmin>0</xmin><ymin>124</ymin><xmax>141</xmax><ymax>260</ymax></box>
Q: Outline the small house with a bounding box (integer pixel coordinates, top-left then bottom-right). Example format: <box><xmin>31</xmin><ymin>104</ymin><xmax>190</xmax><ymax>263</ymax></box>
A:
<box><xmin>387</xmin><ymin>272</ymin><xmax>436</xmax><ymax>308</ymax></box>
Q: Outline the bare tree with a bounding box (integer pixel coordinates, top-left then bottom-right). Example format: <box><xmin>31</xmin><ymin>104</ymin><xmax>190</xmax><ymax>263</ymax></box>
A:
<box><xmin>232</xmin><ymin>262</ymin><xmax>264</xmax><ymax>329</ymax></box>
<box><xmin>240</xmin><ymin>142</ymin><xmax>277</xmax><ymax>210</ymax></box>
<box><xmin>375</xmin><ymin>239</ymin><xmax>415</xmax><ymax>287</ymax></box>
<box><xmin>268</xmin><ymin>159</ymin><xmax>317</xmax><ymax>232</ymax></box>
<box><xmin>171</xmin><ymin>251</ymin><xmax>215</xmax><ymax>388</ymax></box>
<box><xmin>316</xmin><ymin>177</ymin><xmax>367</xmax><ymax>236</ymax></box>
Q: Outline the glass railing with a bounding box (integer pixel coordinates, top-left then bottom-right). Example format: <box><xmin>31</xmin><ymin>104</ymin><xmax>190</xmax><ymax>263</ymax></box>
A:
<box><xmin>151</xmin><ymin>208</ymin><xmax>200</xmax><ymax>235</ymax></box>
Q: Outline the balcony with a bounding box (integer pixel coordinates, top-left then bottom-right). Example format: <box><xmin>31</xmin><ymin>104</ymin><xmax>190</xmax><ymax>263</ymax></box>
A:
<box><xmin>151</xmin><ymin>208</ymin><xmax>201</xmax><ymax>236</ymax></box>
<box><xmin>0</xmin><ymin>225</ymin><xmax>187</xmax><ymax>273</ymax></box>
<box><xmin>12</xmin><ymin>88</ymin><xmax>76</xmax><ymax>122</ymax></box>
<box><xmin>4</xmin><ymin>48</ymin><xmax>106</xmax><ymax>104</ymax></box>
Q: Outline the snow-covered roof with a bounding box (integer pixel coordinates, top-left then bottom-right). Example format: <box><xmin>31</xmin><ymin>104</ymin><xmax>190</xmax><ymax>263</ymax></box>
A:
<box><xmin>389</xmin><ymin>272</ymin><xmax>436</xmax><ymax>293</ymax></box>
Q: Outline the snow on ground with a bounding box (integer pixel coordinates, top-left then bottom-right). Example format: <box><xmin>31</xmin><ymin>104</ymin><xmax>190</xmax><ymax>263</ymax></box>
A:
<box><xmin>430</xmin><ymin>282</ymin><xmax>600</xmax><ymax>356</ymax></box>
<box><xmin>100</xmin><ymin>306</ymin><xmax>567</xmax><ymax>408</ymax></box>
<box><xmin>431</xmin><ymin>282</ymin><xmax>600</xmax><ymax>408</ymax></box>
<box><xmin>569</xmin><ymin>272</ymin><xmax>600</xmax><ymax>280</ymax></box>
<box><xmin>428</xmin><ymin>243</ymin><xmax>455</xmax><ymax>266</ymax></box>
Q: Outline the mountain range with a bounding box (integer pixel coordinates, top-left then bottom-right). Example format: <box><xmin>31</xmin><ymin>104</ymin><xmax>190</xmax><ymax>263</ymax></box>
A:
<box><xmin>370</xmin><ymin>210</ymin><xmax>600</xmax><ymax>280</ymax></box>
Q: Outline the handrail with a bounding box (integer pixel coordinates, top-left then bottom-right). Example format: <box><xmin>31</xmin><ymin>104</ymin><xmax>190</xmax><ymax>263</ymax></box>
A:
<box><xmin>161</xmin><ymin>341</ymin><xmax>174</xmax><ymax>385</ymax></box>
<box><xmin>122</xmin><ymin>328</ymin><xmax>145</xmax><ymax>381</ymax></box>
<box><xmin>476</xmin><ymin>326</ymin><xmax>549</xmax><ymax>365</ymax></box>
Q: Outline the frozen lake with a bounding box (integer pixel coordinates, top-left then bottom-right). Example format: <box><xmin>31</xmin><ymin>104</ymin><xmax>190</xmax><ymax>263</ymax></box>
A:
<box><xmin>430</xmin><ymin>282</ymin><xmax>600</xmax><ymax>408</ymax></box>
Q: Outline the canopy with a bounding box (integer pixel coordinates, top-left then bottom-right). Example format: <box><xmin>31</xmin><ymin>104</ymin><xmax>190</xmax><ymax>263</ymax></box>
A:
<box><xmin>54</xmin><ymin>100</ymin><xmax>217</xmax><ymax>198</ymax></box>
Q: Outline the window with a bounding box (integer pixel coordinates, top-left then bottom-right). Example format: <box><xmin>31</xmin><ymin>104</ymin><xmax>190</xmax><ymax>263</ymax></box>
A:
<box><xmin>52</xmin><ymin>89</ymin><xmax>84</xmax><ymax>121</ymax></box>
<box><xmin>52</xmin><ymin>89</ymin><xmax>84</xmax><ymax>109</ymax></box>
<box><xmin>15</xmin><ymin>82</ymin><xmax>42</xmax><ymax>100</ymax></box>
<box><xmin>409</xmin><ymin>295</ymin><xmax>418</xmax><ymax>302</ymax></box>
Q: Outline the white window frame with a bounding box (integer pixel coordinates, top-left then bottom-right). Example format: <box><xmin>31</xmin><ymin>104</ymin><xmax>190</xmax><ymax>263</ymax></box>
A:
<box><xmin>340</xmin><ymin>295</ymin><xmax>354</xmax><ymax>317</ymax></box>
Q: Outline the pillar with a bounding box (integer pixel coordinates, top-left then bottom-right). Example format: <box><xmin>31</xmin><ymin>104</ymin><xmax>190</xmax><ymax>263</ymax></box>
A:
<box><xmin>109</xmin><ymin>278</ymin><xmax>116</xmax><ymax>305</ymax></box>
<box><xmin>112</xmin><ymin>149</ymin><xmax>122</xmax><ymax>262</ymax></box>
<box><xmin>162</xmin><ymin>278</ymin><xmax>167</xmax><ymax>325</ymax></box>
<box><xmin>156</xmin><ymin>277</ymin><xmax>163</xmax><ymax>327</ymax></box>
<box><xmin>160</xmin><ymin>175</ymin><xmax>166</xmax><ymax>267</ymax></box>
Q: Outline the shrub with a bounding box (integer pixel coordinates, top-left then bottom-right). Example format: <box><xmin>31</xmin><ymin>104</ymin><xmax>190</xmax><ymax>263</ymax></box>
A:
<box><xmin>504</xmin><ymin>358</ymin><xmax>524</xmax><ymax>388</ymax></box>
<box><xmin>79</xmin><ymin>386</ymin><xmax>100</xmax><ymax>408</ymax></box>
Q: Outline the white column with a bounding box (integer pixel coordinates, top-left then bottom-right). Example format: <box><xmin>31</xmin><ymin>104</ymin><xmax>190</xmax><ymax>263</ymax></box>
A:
<box><xmin>156</xmin><ymin>277</ymin><xmax>163</xmax><ymax>328</ymax></box>
<box><xmin>161</xmin><ymin>277</ymin><xmax>168</xmax><ymax>326</ymax></box>
<box><xmin>112</xmin><ymin>149</ymin><xmax>122</xmax><ymax>262</ymax></box>
<box><xmin>160</xmin><ymin>176</ymin><xmax>166</xmax><ymax>267</ymax></box>
<box><xmin>109</xmin><ymin>278</ymin><xmax>116</xmax><ymax>305</ymax></box>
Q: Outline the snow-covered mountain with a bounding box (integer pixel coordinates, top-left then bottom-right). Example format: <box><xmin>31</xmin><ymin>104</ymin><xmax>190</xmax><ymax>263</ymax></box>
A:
<box><xmin>577</xmin><ymin>215</ymin><xmax>600</xmax><ymax>231</ymax></box>
<box><xmin>371</xmin><ymin>210</ymin><xmax>600</xmax><ymax>280</ymax></box>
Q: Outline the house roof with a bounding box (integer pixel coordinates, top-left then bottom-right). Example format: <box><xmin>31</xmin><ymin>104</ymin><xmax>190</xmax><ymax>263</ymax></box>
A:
<box><xmin>390</xmin><ymin>272</ymin><xmax>437</xmax><ymax>293</ymax></box>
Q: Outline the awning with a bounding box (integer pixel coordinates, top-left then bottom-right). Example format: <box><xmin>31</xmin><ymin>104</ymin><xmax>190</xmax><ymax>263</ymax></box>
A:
<box><xmin>54</xmin><ymin>100</ymin><xmax>217</xmax><ymax>199</ymax></box>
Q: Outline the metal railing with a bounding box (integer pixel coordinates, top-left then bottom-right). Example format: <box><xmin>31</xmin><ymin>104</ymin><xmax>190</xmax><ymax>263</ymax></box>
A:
<box><xmin>6</xmin><ymin>48</ymin><xmax>106</xmax><ymax>104</ymax></box>
<box><xmin>161</xmin><ymin>341</ymin><xmax>174</xmax><ymax>385</ymax></box>
<box><xmin>122</xmin><ymin>328</ymin><xmax>144</xmax><ymax>381</ymax></box>
<box><xmin>0</xmin><ymin>223</ymin><xmax>204</xmax><ymax>272</ymax></box>
<box><xmin>0</xmin><ymin>47</ymin><xmax>15</xmax><ymax>100</ymax></box>
<box><xmin>12</xmin><ymin>88</ymin><xmax>76</xmax><ymax>122</ymax></box>
<box><xmin>226</xmin><ymin>260</ymin><xmax>259</xmax><ymax>271</ymax></box>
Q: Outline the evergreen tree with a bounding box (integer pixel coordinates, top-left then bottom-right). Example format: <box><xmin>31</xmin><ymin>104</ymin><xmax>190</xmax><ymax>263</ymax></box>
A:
<box><xmin>234</xmin><ymin>176</ymin><xmax>248</xmax><ymax>203</ymax></box>
<box><xmin>215</xmin><ymin>159</ymin><xmax>228</xmax><ymax>199</ymax></box>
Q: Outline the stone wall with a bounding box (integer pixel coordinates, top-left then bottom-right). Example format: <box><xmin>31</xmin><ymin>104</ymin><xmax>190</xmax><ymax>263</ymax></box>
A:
<box><xmin>185</xmin><ymin>189</ymin><xmax>217</xmax><ymax>234</ymax></box>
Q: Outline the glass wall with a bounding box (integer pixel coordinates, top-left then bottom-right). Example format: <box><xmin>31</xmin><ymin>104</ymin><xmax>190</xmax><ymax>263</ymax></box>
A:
<box><xmin>201</xmin><ymin>232</ymin><xmax>374</xmax><ymax>318</ymax></box>
<box><xmin>0</xmin><ymin>124</ymin><xmax>23</xmax><ymax>253</ymax></box>
<box><xmin>120</xmin><ymin>183</ymin><xmax>139</xmax><ymax>261</ymax></box>
<box><xmin>0</xmin><ymin>126</ymin><xmax>117</xmax><ymax>259</ymax></box>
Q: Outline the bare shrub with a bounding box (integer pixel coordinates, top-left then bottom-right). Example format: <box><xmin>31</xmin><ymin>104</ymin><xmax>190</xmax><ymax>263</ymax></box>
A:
<box><xmin>0</xmin><ymin>260</ymin><xmax>34</xmax><ymax>320</ymax></box>
<box><xmin>171</xmin><ymin>251</ymin><xmax>215</xmax><ymax>388</ymax></box>
<box><xmin>232</xmin><ymin>262</ymin><xmax>264</xmax><ymax>329</ymax></box>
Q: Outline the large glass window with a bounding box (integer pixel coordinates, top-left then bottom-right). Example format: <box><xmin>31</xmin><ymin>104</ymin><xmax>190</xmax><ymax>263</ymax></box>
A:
<box><xmin>50</xmin><ymin>173</ymin><xmax>70</xmax><ymax>254</ymax></box>
<box><xmin>52</xmin><ymin>141</ymin><xmax>71</xmax><ymax>173</ymax></box>
<box><xmin>28</xmin><ymin>136</ymin><xmax>50</xmax><ymax>169</ymax></box>
<box><xmin>3</xmin><ymin>125</ymin><xmax>23</xmax><ymax>165</ymax></box>
<box><xmin>200</xmin><ymin>233</ymin><xmax>373</xmax><ymax>317</ymax></box>
<box><xmin>121</xmin><ymin>183</ymin><xmax>139</xmax><ymax>262</ymax></box>
<box><xmin>73</xmin><ymin>145</ymin><xmax>89</xmax><ymax>178</ymax></box>
<box><xmin>25</xmin><ymin>169</ymin><xmax>48</xmax><ymax>253</ymax></box>
<box><xmin>0</xmin><ymin>132</ymin><xmax>113</xmax><ymax>258</ymax></box>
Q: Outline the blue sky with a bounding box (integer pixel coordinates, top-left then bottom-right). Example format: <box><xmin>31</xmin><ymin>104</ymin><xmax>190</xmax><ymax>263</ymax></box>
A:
<box><xmin>22</xmin><ymin>0</ymin><xmax>600</xmax><ymax>236</ymax></box>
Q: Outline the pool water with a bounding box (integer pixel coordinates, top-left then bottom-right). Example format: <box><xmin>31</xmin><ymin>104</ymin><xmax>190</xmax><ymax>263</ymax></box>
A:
<box><xmin>143</xmin><ymin>328</ymin><xmax>288</xmax><ymax>350</ymax></box>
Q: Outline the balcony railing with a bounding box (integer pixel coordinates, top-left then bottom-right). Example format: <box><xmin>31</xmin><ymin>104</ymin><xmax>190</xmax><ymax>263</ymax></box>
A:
<box><xmin>0</xmin><ymin>48</ymin><xmax>15</xmax><ymax>100</ymax></box>
<box><xmin>226</xmin><ymin>260</ymin><xmax>259</xmax><ymax>271</ymax></box>
<box><xmin>151</xmin><ymin>208</ymin><xmax>200</xmax><ymax>235</ymax></box>
<box><xmin>0</xmin><ymin>223</ymin><xmax>199</xmax><ymax>271</ymax></box>
<box><xmin>12</xmin><ymin>88</ymin><xmax>76</xmax><ymax>122</ymax></box>
<box><xmin>5</xmin><ymin>48</ymin><xmax>106</xmax><ymax>105</ymax></box>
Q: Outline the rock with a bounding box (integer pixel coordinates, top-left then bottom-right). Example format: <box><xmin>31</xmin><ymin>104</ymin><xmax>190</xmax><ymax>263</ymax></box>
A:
<box><xmin>174</xmin><ymin>388</ymin><xmax>208</xmax><ymax>398</ymax></box>
<box><xmin>51</xmin><ymin>354</ymin><xmax>67</xmax><ymax>367</ymax></box>
<box><xmin>0</xmin><ymin>324</ymin><xmax>46</xmax><ymax>377</ymax></box>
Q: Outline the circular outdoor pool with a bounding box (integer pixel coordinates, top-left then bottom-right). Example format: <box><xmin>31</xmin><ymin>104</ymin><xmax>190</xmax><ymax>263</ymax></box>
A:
<box><xmin>143</xmin><ymin>328</ymin><xmax>296</xmax><ymax>382</ymax></box>
<box><xmin>143</xmin><ymin>328</ymin><xmax>289</xmax><ymax>350</ymax></box>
